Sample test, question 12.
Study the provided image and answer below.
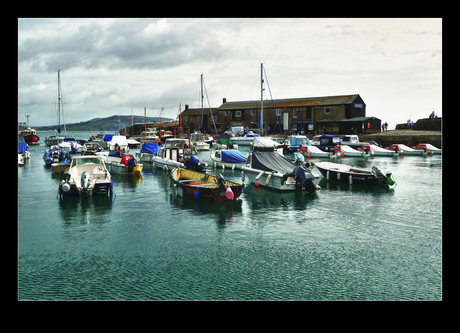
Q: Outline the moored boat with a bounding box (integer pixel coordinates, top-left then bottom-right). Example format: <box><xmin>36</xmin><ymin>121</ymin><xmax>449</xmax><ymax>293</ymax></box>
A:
<box><xmin>20</xmin><ymin>127</ymin><xmax>40</xmax><ymax>145</ymax></box>
<box><xmin>360</xmin><ymin>144</ymin><xmax>399</xmax><ymax>157</ymax></box>
<box><xmin>58</xmin><ymin>155</ymin><xmax>113</xmax><ymax>199</ymax></box>
<box><xmin>171</xmin><ymin>167</ymin><xmax>243</xmax><ymax>201</ymax></box>
<box><xmin>299</xmin><ymin>145</ymin><xmax>339</xmax><ymax>158</ymax></box>
<box><xmin>241</xmin><ymin>151</ymin><xmax>318</xmax><ymax>192</ymax></box>
<box><xmin>333</xmin><ymin>145</ymin><xmax>370</xmax><ymax>158</ymax></box>
<box><xmin>105</xmin><ymin>153</ymin><xmax>142</xmax><ymax>176</ymax></box>
<box><xmin>414</xmin><ymin>143</ymin><xmax>442</xmax><ymax>155</ymax></box>
<box><xmin>43</xmin><ymin>146</ymin><xmax>71</xmax><ymax>166</ymax></box>
<box><xmin>18</xmin><ymin>142</ymin><xmax>30</xmax><ymax>165</ymax></box>
<box><xmin>314</xmin><ymin>161</ymin><xmax>395</xmax><ymax>186</ymax></box>
<box><xmin>388</xmin><ymin>144</ymin><xmax>424</xmax><ymax>156</ymax></box>
<box><xmin>211</xmin><ymin>149</ymin><xmax>248</xmax><ymax>170</ymax></box>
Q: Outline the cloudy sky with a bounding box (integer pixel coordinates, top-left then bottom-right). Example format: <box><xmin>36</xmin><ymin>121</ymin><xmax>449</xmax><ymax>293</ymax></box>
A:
<box><xmin>18</xmin><ymin>18</ymin><xmax>442</xmax><ymax>129</ymax></box>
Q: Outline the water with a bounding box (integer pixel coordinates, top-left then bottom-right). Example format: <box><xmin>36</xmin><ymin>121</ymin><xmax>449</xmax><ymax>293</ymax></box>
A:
<box><xmin>18</xmin><ymin>131</ymin><xmax>442</xmax><ymax>300</ymax></box>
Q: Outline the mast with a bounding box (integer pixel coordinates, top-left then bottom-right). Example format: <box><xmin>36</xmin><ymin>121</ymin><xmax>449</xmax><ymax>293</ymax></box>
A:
<box><xmin>58</xmin><ymin>70</ymin><xmax>61</xmax><ymax>134</ymax></box>
<box><xmin>201</xmin><ymin>73</ymin><xmax>204</xmax><ymax>132</ymax></box>
<box><xmin>260</xmin><ymin>63</ymin><xmax>264</xmax><ymax>136</ymax></box>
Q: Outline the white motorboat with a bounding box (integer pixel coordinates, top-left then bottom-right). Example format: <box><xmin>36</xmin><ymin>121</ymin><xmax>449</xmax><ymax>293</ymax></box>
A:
<box><xmin>107</xmin><ymin>135</ymin><xmax>130</xmax><ymax>153</ymax></box>
<box><xmin>388</xmin><ymin>144</ymin><xmax>424</xmax><ymax>156</ymax></box>
<box><xmin>298</xmin><ymin>145</ymin><xmax>339</xmax><ymax>158</ymax></box>
<box><xmin>151</xmin><ymin>138</ymin><xmax>206</xmax><ymax>171</ymax></box>
<box><xmin>213</xmin><ymin>138</ymin><xmax>238</xmax><ymax>150</ymax></box>
<box><xmin>332</xmin><ymin>145</ymin><xmax>370</xmax><ymax>158</ymax></box>
<box><xmin>190</xmin><ymin>132</ymin><xmax>210</xmax><ymax>151</ymax></box>
<box><xmin>230</xmin><ymin>131</ymin><xmax>262</xmax><ymax>146</ymax></box>
<box><xmin>58</xmin><ymin>138</ymin><xmax>84</xmax><ymax>154</ymax></box>
<box><xmin>251</xmin><ymin>137</ymin><xmax>285</xmax><ymax>155</ymax></box>
<box><xmin>360</xmin><ymin>144</ymin><xmax>399</xmax><ymax>157</ymax></box>
<box><xmin>211</xmin><ymin>149</ymin><xmax>248</xmax><ymax>170</ymax></box>
<box><xmin>58</xmin><ymin>155</ymin><xmax>113</xmax><ymax>199</ymax></box>
<box><xmin>241</xmin><ymin>151</ymin><xmax>318</xmax><ymax>192</ymax></box>
<box><xmin>105</xmin><ymin>153</ymin><xmax>142</xmax><ymax>176</ymax></box>
<box><xmin>414</xmin><ymin>143</ymin><xmax>442</xmax><ymax>155</ymax></box>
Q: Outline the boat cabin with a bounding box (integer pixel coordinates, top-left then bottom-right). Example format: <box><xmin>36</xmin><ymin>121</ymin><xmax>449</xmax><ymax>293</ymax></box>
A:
<box><xmin>160</xmin><ymin>138</ymin><xmax>188</xmax><ymax>162</ymax></box>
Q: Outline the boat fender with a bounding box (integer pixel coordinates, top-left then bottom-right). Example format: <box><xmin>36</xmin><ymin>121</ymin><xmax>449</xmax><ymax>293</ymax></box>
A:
<box><xmin>226</xmin><ymin>187</ymin><xmax>234</xmax><ymax>200</ymax></box>
<box><xmin>256</xmin><ymin>171</ymin><xmax>264</xmax><ymax>180</ymax></box>
<box><xmin>194</xmin><ymin>190</ymin><xmax>200</xmax><ymax>198</ymax></box>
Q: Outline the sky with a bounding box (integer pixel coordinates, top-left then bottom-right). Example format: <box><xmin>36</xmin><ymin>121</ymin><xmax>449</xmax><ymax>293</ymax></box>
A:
<box><xmin>18</xmin><ymin>18</ymin><xmax>442</xmax><ymax>129</ymax></box>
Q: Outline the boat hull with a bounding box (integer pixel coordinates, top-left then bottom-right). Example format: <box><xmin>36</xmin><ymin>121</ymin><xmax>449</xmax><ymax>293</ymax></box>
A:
<box><xmin>242</xmin><ymin>167</ymin><xmax>299</xmax><ymax>190</ymax></box>
<box><xmin>171</xmin><ymin>168</ymin><xmax>242</xmax><ymax>201</ymax></box>
<box><xmin>315</xmin><ymin>162</ymin><xmax>391</xmax><ymax>186</ymax></box>
<box><xmin>24</xmin><ymin>134</ymin><xmax>40</xmax><ymax>145</ymax></box>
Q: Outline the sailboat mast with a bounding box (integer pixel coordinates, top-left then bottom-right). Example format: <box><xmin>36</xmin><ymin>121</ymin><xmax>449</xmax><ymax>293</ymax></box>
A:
<box><xmin>260</xmin><ymin>63</ymin><xmax>264</xmax><ymax>136</ymax></box>
<box><xmin>201</xmin><ymin>73</ymin><xmax>204</xmax><ymax>132</ymax></box>
<box><xmin>58</xmin><ymin>70</ymin><xmax>61</xmax><ymax>133</ymax></box>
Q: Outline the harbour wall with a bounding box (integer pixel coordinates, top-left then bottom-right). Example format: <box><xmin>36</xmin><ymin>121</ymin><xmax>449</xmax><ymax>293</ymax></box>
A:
<box><xmin>359</xmin><ymin>130</ymin><xmax>442</xmax><ymax>149</ymax></box>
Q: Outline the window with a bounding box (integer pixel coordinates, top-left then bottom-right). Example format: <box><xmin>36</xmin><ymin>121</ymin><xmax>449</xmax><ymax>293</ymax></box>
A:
<box><xmin>197</xmin><ymin>116</ymin><xmax>201</xmax><ymax>123</ymax></box>
<box><xmin>325</xmin><ymin>106</ymin><xmax>331</xmax><ymax>114</ymax></box>
<box><xmin>235</xmin><ymin>111</ymin><xmax>242</xmax><ymax>118</ymax></box>
<box><xmin>225</xmin><ymin>111</ymin><xmax>229</xmax><ymax>116</ymax></box>
<box><xmin>251</xmin><ymin>109</ymin><xmax>255</xmax><ymax>116</ymax></box>
<box><xmin>293</xmin><ymin>108</ymin><xmax>299</xmax><ymax>118</ymax></box>
<box><xmin>276</xmin><ymin>108</ymin><xmax>281</xmax><ymax>116</ymax></box>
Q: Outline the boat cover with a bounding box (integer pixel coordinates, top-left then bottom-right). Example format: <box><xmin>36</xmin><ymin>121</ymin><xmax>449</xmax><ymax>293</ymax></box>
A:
<box><xmin>103</xmin><ymin>134</ymin><xmax>113</xmax><ymax>142</ymax></box>
<box><xmin>140</xmin><ymin>142</ymin><xmax>159</xmax><ymax>155</ymax></box>
<box><xmin>251</xmin><ymin>151</ymin><xmax>296</xmax><ymax>174</ymax></box>
<box><xmin>253</xmin><ymin>137</ymin><xmax>280</xmax><ymax>147</ymax></box>
<box><xmin>221</xmin><ymin>150</ymin><xmax>247</xmax><ymax>163</ymax></box>
<box><xmin>18</xmin><ymin>141</ymin><xmax>28</xmax><ymax>153</ymax></box>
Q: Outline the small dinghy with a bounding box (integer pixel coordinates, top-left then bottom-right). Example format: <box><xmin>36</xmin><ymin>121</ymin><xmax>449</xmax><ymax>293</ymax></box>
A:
<box><xmin>171</xmin><ymin>167</ymin><xmax>243</xmax><ymax>201</ymax></box>
<box><xmin>414</xmin><ymin>143</ymin><xmax>442</xmax><ymax>155</ymax></box>
<box><xmin>315</xmin><ymin>161</ymin><xmax>395</xmax><ymax>186</ymax></box>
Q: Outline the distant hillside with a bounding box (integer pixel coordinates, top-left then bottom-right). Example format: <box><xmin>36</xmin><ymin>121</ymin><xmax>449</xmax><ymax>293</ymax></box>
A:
<box><xmin>31</xmin><ymin>115</ymin><xmax>173</xmax><ymax>132</ymax></box>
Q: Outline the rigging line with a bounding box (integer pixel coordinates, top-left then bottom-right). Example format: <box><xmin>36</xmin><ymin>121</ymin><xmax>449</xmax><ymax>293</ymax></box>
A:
<box><xmin>263</xmin><ymin>66</ymin><xmax>283</xmax><ymax>135</ymax></box>
<box><xmin>202</xmin><ymin>79</ymin><xmax>219</xmax><ymax>135</ymax></box>
<box><xmin>249</xmin><ymin>66</ymin><xmax>260</xmax><ymax>100</ymax></box>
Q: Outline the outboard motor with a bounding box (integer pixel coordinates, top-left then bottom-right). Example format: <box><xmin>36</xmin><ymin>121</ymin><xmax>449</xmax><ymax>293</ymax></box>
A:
<box><xmin>216</xmin><ymin>174</ymin><xmax>227</xmax><ymax>192</ymax></box>
<box><xmin>185</xmin><ymin>155</ymin><xmax>206</xmax><ymax>172</ymax></box>
<box><xmin>127</xmin><ymin>156</ymin><xmax>137</xmax><ymax>167</ymax></box>
<box><xmin>371</xmin><ymin>166</ymin><xmax>395</xmax><ymax>186</ymax></box>
<box><xmin>60</xmin><ymin>171</ymin><xmax>71</xmax><ymax>193</ymax></box>
<box><xmin>80</xmin><ymin>171</ymin><xmax>90</xmax><ymax>198</ymax></box>
<box><xmin>293</xmin><ymin>166</ymin><xmax>317</xmax><ymax>193</ymax></box>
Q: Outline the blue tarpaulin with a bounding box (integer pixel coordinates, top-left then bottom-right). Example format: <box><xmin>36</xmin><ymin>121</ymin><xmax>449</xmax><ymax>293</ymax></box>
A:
<box><xmin>221</xmin><ymin>150</ymin><xmax>247</xmax><ymax>163</ymax></box>
<box><xmin>140</xmin><ymin>142</ymin><xmax>159</xmax><ymax>155</ymax></box>
<box><xmin>103</xmin><ymin>134</ymin><xmax>113</xmax><ymax>142</ymax></box>
<box><xmin>18</xmin><ymin>142</ymin><xmax>28</xmax><ymax>153</ymax></box>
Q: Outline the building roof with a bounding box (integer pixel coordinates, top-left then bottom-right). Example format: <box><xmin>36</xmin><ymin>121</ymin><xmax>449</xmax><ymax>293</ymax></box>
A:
<box><xmin>181</xmin><ymin>107</ymin><xmax>217</xmax><ymax>116</ymax></box>
<box><xmin>218</xmin><ymin>94</ymin><xmax>362</xmax><ymax>110</ymax></box>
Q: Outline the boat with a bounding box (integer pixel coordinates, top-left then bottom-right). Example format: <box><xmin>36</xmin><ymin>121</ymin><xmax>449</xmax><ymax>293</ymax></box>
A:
<box><xmin>105</xmin><ymin>153</ymin><xmax>142</xmax><ymax>176</ymax></box>
<box><xmin>414</xmin><ymin>143</ymin><xmax>442</xmax><ymax>155</ymax></box>
<box><xmin>151</xmin><ymin>138</ymin><xmax>206</xmax><ymax>171</ymax></box>
<box><xmin>190</xmin><ymin>132</ymin><xmax>210</xmax><ymax>151</ymax></box>
<box><xmin>18</xmin><ymin>142</ymin><xmax>30</xmax><ymax>165</ymax></box>
<box><xmin>285</xmin><ymin>135</ymin><xmax>310</xmax><ymax>153</ymax></box>
<box><xmin>20</xmin><ymin>127</ymin><xmax>40</xmax><ymax>145</ymax></box>
<box><xmin>214</xmin><ymin>138</ymin><xmax>238</xmax><ymax>150</ymax></box>
<box><xmin>251</xmin><ymin>137</ymin><xmax>285</xmax><ymax>155</ymax></box>
<box><xmin>43</xmin><ymin>146</ymin><xmax>71</xmax><ymax>166</ymax></box>
<box><xmin>58</xmin><ymin>155</ymin><xmax>113</xmax><ymax>199</ymax></box>
<box><xmin>298</xmin><ymin>145</ymin><xmax>340</xmax><ymax>158</ymax></box>
<box><xmin>241</xmin><ymin>151</ymin><xmax>318</xmax><ymax>192</ymax></box>
<box><xmin>106</xmin><ymin>135</ymin><xmax>130</xmax><ymax>153</ymax></box>
<box><xmin>332</xmin><ymin>145</ymin><xmax>371</xmax><ymax>158</ymax></box>
<box><xmin>210</xmin><ymin>149</ymin><xmax>248</xmax><ymax>170</ymax></box>
<box><xmin>388</xmin><ymin>144</ymin><xmax>424</xmax><ymax>156</ymax></box>
<box><xmin>230</xmin><ymin>131</ymin><xmax>261</xmax><ymax>146</ymax></box>
<box><xmin>58</xmin><ymin>137</ymin><xmax>84</xmax><ymax>154</ymax></box>
<box><xmin>314</xmin><ymin>161</ymin><xmax>395</xmax><ymax>186</ymax></box>
<box><xmin>137</xmin><ymin>142</ymin><xmax>160</xmax><ymax>163</ymax></box>
<box><xmin>171</xmin><ymin>167</ymin><xmax>243</xmax><ymax>201</ymax></box>
<box><xmin>82</xmin><ymin>142</ymin><xmax>108</xmax><ymax>159</ymax></box>
<box><xmin>360</xmin><ymin>144</ymin><xmax>399</xmax><ymax>157</ymax></box>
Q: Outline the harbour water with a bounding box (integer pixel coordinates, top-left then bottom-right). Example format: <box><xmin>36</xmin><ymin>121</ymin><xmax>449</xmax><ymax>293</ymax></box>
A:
<box><xmin>18</xmin><ymin>131</ymin><xmax>442</xmax><ymax>300</ymax></box>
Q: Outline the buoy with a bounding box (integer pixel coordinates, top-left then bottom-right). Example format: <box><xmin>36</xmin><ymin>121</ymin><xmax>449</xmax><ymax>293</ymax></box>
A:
<box><xmin>341</xmin><ymin>153</ymin><xmax>345</xmax><ymax>158</ymax></box>
<box><xmin>308</xmin><ymin>154</ymin><xmax>312</xmax><ymax>159</ymax></box>
<box><xmin>226</xmin><ymin>186</ymin><xmax>234</xmax><ymax>200</ymax></box>
<box><xmin>255</xmin><ymin>182</ymin><xmax>261</xmax><ymax>187</ymax></box>
<box><xmin>133</xmin><ymin>165</ymin><xmax>141</xmax><ymax>176</ymax></box>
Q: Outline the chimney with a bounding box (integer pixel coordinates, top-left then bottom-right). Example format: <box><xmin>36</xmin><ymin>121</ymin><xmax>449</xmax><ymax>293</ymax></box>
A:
<box><xmin>223</xmin><ymin>98</ymin><xmax>227</xmax><ymax>104</ymax></box>
<box><xmin>185</xmin><ymin>104</ymin><xmax>189</xmax><ymax>110</ymax></box>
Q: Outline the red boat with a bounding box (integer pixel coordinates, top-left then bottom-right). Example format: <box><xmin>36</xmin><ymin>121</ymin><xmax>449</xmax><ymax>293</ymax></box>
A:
<box><xmin>20</xmin><ymin>128</ymin><xmax>40</xmax><ymax>145</ymax></box>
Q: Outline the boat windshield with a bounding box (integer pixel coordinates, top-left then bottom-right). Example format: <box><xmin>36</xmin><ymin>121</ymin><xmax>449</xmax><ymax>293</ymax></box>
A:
<box><xmin>72</xmin><ymin>158</ymin><xmax>102</xmax><ymax>167</ymax></box>
<box><xmin>165</xmin><ymin>140</ymin><xmax>185</xmax><ymax>148</ymax></box>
